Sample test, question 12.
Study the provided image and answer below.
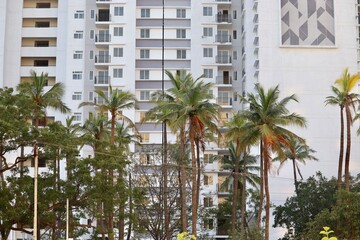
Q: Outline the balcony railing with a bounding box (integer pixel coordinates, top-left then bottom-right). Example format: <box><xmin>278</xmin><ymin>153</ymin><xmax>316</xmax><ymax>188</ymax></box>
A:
<box><xmin>216</xmin><ymin>14</ymin><xmax>232</xmax><ymax>23</ymax></box>
<box><xmin>96</xmin><ymin>0</ymin><xmax>110</xmax><ymax>2</ymax></box>
<box><xmin>216</xmin><ymin>76</ymin><xmax>232</xmax><ymax>85</ymax></box>
<box><xmin>94</xmin><ymin>76</ymin><xmax>110</xmax><ymax>84</ymax></box>
<box><xmin>215</xmin><ymin>34</ymin><xmax>231</xmax><ymax>43</ymax></box>
<box><xmin>217</xmin><ymin>97</ymin><xmax>232</xmax><ymax>106</ymax></box>
<box><xmin>96</xmin><ymin>13</ymin><xmax>110</xmax><ymax>22</ymax></box>
<box><xmin>95</xmin><ymin>55</ymin><xmax>111</xmax><ymax>63</ymax></box>
<box><xmin>216</xmin><ymin>55</ymin><xmax>232</xmax><ymax>64</ymax></box>
<box><xmin>216</xmin><ymin>0</ymin><xmax>231</xmax><ymax>2</ymax></box>
<box><xmin>95</xmin><ymin>34</ymin><xmax>111</xmax><ymax>42</ymax></box>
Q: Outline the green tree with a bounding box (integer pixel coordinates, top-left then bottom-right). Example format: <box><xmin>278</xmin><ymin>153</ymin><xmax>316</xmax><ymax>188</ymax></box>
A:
<box><xmin>325</xmin><ymin>68</ymin><xmax>360</xmax><ymax>191</ymax></box>
<box><xmin>79</xmin><ymin>86</ymin><xmax>136</xmax><ymax>240</ymax></box>
<box><xmin>273</xmin><ymin>138</ymin><xmax>317</xmax><ymax>193</ymax></box>
<box><xmin>240</xmin><ymin>84</ymin><xmax>306</xmax><ymax>240</ymax></box>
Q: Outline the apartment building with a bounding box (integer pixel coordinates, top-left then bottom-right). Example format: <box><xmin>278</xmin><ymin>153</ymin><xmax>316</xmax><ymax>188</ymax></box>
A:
<box><xmin>1</xmin><ymin>0</ymin><xmax>360</xmax><ymax>239</ymax></box>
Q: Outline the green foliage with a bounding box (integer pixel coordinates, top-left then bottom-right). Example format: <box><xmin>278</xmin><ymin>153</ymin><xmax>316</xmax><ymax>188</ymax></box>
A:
<box><xmin>177</xmin><ymin>232</ymin><xmax>196</xmax><ymax>240</ymax></box>
<box><xmin>319</xmin><ymin>227</ymin><xmax>337</xmax><ymax>240</ymax></box>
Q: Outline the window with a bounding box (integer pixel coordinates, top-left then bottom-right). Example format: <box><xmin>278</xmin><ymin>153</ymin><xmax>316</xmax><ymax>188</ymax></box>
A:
<box><xmin>74</xmin><ymin>31</ymin><xmax>84</xmax><ymax>39</ymax></box>
<box><xmin>203</xmin><ymin>7</ymin><xmax>212</xmax><ymax>16</ymax></box>
<box><xmin>203</xmin><ymin>48</ymin><xmax>213</xmax><ymax>57</ymax></box>
<box><xmin>233</xmin><ymin>51</ymin><xmax>237</xmax><ymax>60</ymax></box>
<box><xmin>233</xmin><ymin>71</ymin><xmax>238</xmax><ymax>81</ymax></box>
<box><xmin>204</xmin><ymin>175</ymin><xmax>213</xmax><ymax>185</ymax></box>
<box><xmin>233</xmin><ymin>10</ymin><xmax>237</xmax><ymax>19</ymax></box>
<box><xmin>89</xmin><ymin>91</ymin><xmax>94</xmax><ymax>101</ymax></box>
<box><xmin>233</xmin><ymin>30</ymin><xmax>237</xmax><ymax>40</ymax></box>
<box><xmin>204</xmin><ymin>154</ymin><xmax>214</xmax><ymax>164</ymax></box>
<box><xmin>36</xmin><ymin>3</ymin><xmax>51</xmax><ymax>8</ymax></box>
<box><xmin>140</xmin><ymin>133</ymin><xmax>149</xmax><ymax>143</ymax></box>
<box><xmin>140</xmin><ymin>70</ymin><xmax>150</xmax><ymax>80</ymax></box>
<box><xmin>89</xmin><ymin>71</ymin><xmax>94</xmax><ymax>80</ymax></box>
<box><xmin>140</xmin><ymin>91</ymin><xmax>150</xmax><ymax>101</ymax></box>
<box><xmin>72</xmin><ymin>71</ymin><xmax>83</xmax><ymax>80</ymax></box>
<box><xmin>73</xmin><ymin>51</ymin><xmax>83</xmax><ymax>59</ymax></box>
<box><xmin>74</xmin><ymin>10</ymin><xmax>84</xmax><ymax>19</ymax></box>
<box><xmin>204</xmin><ymin>219</ymin><xmax>214</xmax><ymax>230</ymax></box>
<box><xmin>90</xmin><ymin>50</ymin><xmax>94</xmax><ymax>59</ymax></box>
<box><xmin>140</xmin><ymin>49</ymin><xmax>150</xmax><ymax>59</ymax></box>
<box><xmin>90</xmin><ymin>30</ymin><xmax>94</xmax><ymax>39</ymax></box>
<box><xmin>113</xmin><ymin>68</ymin><xmax>123</xmax><ymax>78</ymax></box>
<box><xmin>34</xmin><ymin>41</ymin><xmax>49</xmax><ymax>47</ymax></box>
<box><xmin>204</xmin><ymin>197</ymin><xmax>213</xmax><ymax>207</ymax></box>
<box><xmin>114</xmin><ymin>6</ymin><xmax>124</xmax><ymax>16</ymax></box>
<box><xmin>176</xmin><ymin>70</ymin><xmax>186</xmax><ymax>78</ymax></box>
<box><xmin>34</xmin><ymin>60</ymin><xmax>48</xmax><ymax>66</ymax></box>
<box><xmin>91</xmin><ymin>10</ymin><xmax>95</xmax><ymax>19</ymax></box>
<box><xmin>176</xmin><ymin>29</ymin><xmax>186</xmax><ymax>38</ymax></box>
<box><xmin>203</xmin><ymin>27</ymin><xmax>213</xmax><ymax>37</ymax></box>
<box><xmin>140</xmin><ymin>29</ymin><xmax>150</xmax><ymax>38</ymax></box>
<box><xmin>203</xmin><ymin>69</ymin><xmax>213</xmax><ymax>78</ymax></box>
<box><xmin>72</xmin><ymin>92</ymin><xmax>82</xmax><ymax>101</ymax></box>
<box><xmin>114</xmin><ymin>27</ymin><xmax>123</xmax><ymax>36</ymax></box>
<box><xmin>35</xmin><ymin>21</ymin><xmax>50</xmax><ymax>28</ymax></box>
<box><xmin>113</xmin><ymin>48</ymin><xmax>123</xmax><ymax>57</ymax></box>
<box><xmin>177</xmin><ymin>50</ymin><xmax>186</xmax><ymax>59</ymax></box>
<box><xmin>73</xmin><ymin>113</ymin><xmax>82</xmax><ymax>122</ymax></box>
<box><xmin>140</xmin><ymin>154</ymin><xmax>153</xmax><ymax>165</ymax></box>
<box><xmin>141</xmin><ymin>8</ymin><xmax>150</xmax><ymax>18</ymax></box>
<box><xmin>176</xmin><ymin>9</ymin><xmax>186</xmax><ymax>18</ymax></box>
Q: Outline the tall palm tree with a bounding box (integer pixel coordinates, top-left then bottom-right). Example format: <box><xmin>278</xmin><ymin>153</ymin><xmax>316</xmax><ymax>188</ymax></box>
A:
<box><xmin>240</xmin><ymin>84</ymin><xmax>306</xmax><ymax>240</ymax></box>
<box><xmin>273</xmin><ymin>138</ymin><xmax>317</xmax><ymax>194</ymax></box>
<box><xmin>325</xmin><ymin>68</ymin><xmax>360</xmax><ymax>191</ymax></box>
<box><xmin>221</xmin><ymin>141</ymin><xmax>260</xmax><ymax>238</ymax></box>
<box><xmin>79</xmin><ymin>85</ymin><xmax>136</xmax><ymax>240</ymax></box>
<box><xmin>17</xmin><ymin>70</ymin><xmax>70</xmax><ymax>128</ymax></box>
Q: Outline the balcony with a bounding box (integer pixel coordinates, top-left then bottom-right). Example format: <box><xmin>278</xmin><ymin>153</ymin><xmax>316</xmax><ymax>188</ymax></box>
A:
<box><xmin>217</xmin><ymin>97</ymin><xmax>232</xmax><ymax>106</ymax></box>
<box><xmin>216</xmin><ymin>183</ymin><xmax>230</xmax><ymax>194</ymax></box>
<box><xmin>215</xmin><ymin>0</ymin><xmax>231</xmax><ymax>2</ymax></box>
<box><xmin>94</xmin><ymin>75</ymin><xmax>110</xmax><ymax>85</ymax></box>
<box><xmin>216</xmin><ymin>76</ymin><xmax>232</xmax><ymax>85</ymax></box>
<box><xmin>21</xmin><ymin>47</ymin><xmax>57</xmax><ymax>57</ymax></box>
<box><xmin>96</xmin><ymin>11</ymin><xmax>111</xmax><ymax>24</ymax></box>
<box><xmin>216</xmin><ymin>14</ymin><xmax>232</xmax><ymax>23</ymax></box>
<box><xmin>22</xmin><ymin>27</ymin><xmax>57</xmax><ymax>38</ymax></box>
<box><xmin>22</xmin><ymin>8</ymin><xmax>58</xmax><ymax>18</ymax></box>
<box><xmin>95</xmin><ymin>55</ymin><xmax>111</xmax><ymax>64</ymax></box>
<box><xmin>216</xmin><ymin>55</ymin><xmax>232</xmax><ymax>64</ymax></box>
<box><xmin>21</xmin><ymin>66</ymin><xmax>56</xmax><ymax>77</ymax></box>
<box><xmin>95</xmin><ymin>34</ymin><xmax>111</xmax><ymax>43</ymax></box>
<box><xmin>96</xmin><ymin>0</ymin><xmax>111</xmax><ymax>2</ymax></box>
<box><xmin>215</xmin><ymin>34</ymin><xmax>231</xmax><ymax>43</ymax></box>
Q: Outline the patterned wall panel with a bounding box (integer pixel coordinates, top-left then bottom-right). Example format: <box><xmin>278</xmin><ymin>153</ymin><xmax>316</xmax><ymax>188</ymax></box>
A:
<box><xmin>281</xmin><ymin>0</ymin><xmax>335</xmax><ymax>46</ymax></box>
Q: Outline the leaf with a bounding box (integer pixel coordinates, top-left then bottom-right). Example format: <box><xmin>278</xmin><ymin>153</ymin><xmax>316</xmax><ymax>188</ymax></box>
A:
<box><xmin>329</xmin><ymin>237</ymin><xmax>337</xmax><ymax>240</ymax></box>
<box><xmin>320</xmin><ymin>231</ymin><xmax>327</xmax><ymax>234</ymax></box>
<box><xmin>321</xmin><ymin>237</ymin><xmax>329</xmax><ymax>240</ymax></box>
<box><xmin>323</xmin><ymin>226</ymin><xmax>330</xmax><ymax>231</ymax></box>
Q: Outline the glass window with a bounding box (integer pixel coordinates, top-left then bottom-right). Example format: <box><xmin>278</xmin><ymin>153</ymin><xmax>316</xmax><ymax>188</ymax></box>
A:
<box><xmin>204</xmin><ymin>175</ymin><xmax>213</xmax><ymax>185</ymax></box>
<box><xmin>88</xmin><ymin>91</ymin><xmax>94</xmax><ymax>101</ymax></box>
<box><xmin>113</xmin><ymin>48</ymin><xmax>123</xmax><ymax>57</ymax></box>
<box><xmin>140</xmin><ymin>70</ymin><xmax>150</xmax><ymax>80</ymax></box>
<box><xmin>74</xmin><ymin>10</ymin><xmax>84</xmax><ymax>19</ymax></box>
<box><xmin>140</xmin><ymin>49</ymin><xmax>150</xmax><ymax>59</ymax></box>
<box><xmin>114</xmin><ymin>27</ymin><xmax>123</xmax><ymax>36</ymax></box>
<box><xmin>176</xmin><ymin>29</ymin><xmax>186</xmax><ymax>38</ymax></box>
<box><xmin>233</xmin><ymin>30</ymin><xmax>237</xmax><ymax>39</ymax></box>
<box><xmin>140</xmin><ymin>91</ymin><xmax>150</xmax><ymax>101</ymax></box>
<box><xmin>89</xmin><ymin>71</ymin><xmax>94</xmax><ymax>80</ymax></box>
<box><xmin>233</xmin><ymin>51</ymin><xmax>237</xmax><ymax>60</ymax></box>
<box><xmin>203</xmin><ymin>48</ymin><xmax>213</xmax><ymax>57</ymax></box>
<box><xmin>233</xmin><ymin>10</ymin><xmax>237</xmax><ymax>19</ymax></box>
<box><xmin>114</xmin><ymin>7</ymin><xmax>124</xmax><ymax>16</ymax></box>
<box><xmin>73</xmin><ymin>51</ymin><xmax>83</xmax><ymax>59</ymax></box>
<box><xmin>203</xmin><ymin>69</ymin><xmax>213</xmax><ymax>78</ymax></box>
<box><xmin>72</xmin><ymin>92</ymin><xmax>82</xmax><ymax>101</ymax></box>
<box><xmin>203</xmin><ymin>7</ymin><xmax>212</xmax><ymax>16</ymax></box>
<box><xmin>140</xmin><ymin>133</ymin><xmax>149</xmax><ymax>143</ymax></box>
<box><xmin>203</xmin><ymin>27</ymin><xmax>213</xmax><ymax>37</ymax></box>
<box><xmin>203</xmin><ymin>197</ymin><xmax>213</xmax><ymax>207</ymax></box>
<box><xmin>113</xmin><ymin>68</ymin><xmax>123</xmax><ymax>78</ymax></box>
<box><xmin>73</xmin><ymin>113</ymin><xmax>82</xmax><ymax>121</ymax></box>
<box><xmin>90</xmin><ymin>30</ymin><xmax>94</xmax><ymax>39</ymax></box>
<box><xmin>90</xmin><ymin>50</ymin><xmax>94</xmax><ymax>59</ymax></box>
<box><xmin>177</xmin><ymin>50</ymin><xmax>186</xmax><ymax>59</ymax></box>
<box><xmin>74</xmin><ymin>31</ymin><xmax>83</xmax><ymax>39</ymax></box>
<box><xmin>204</xmin><ymin>154</ymin><xmax>214</xmax><ymax>164</ymax></box>
<box><xmin>176</xmin><ymin>9</ymin><xmax>186</xmax><ymax>18</ymax></box>
<box><xmin>204</xmin><ymin>219</ymin><xmax>214</xmax><ymax>230</ymax></box>
<box><xmin>140</xmin><ymin>29</ymin><xmax>150</xmax><ymax>38</ymax></box>
<box><xmin>141</xmin><ymin>9</ymin><xmax>150</xmax><ymax>18</ymax></box>
<box><xmin>72</xmin><ymin>71</ymin><xmax>83</xmax><ymax>80</ymax></box>
<box><xmin>91</xmin><ymin>10</ymin><xmax>95</xmax><ymax>19</ymax></box>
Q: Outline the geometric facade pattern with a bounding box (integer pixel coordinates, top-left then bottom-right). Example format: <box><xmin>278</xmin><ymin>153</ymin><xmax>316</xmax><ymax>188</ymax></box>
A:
<box><xmin>281</xmin><ymin>0</ymin><xmax>335</xmax><ymax>46</ymax></box>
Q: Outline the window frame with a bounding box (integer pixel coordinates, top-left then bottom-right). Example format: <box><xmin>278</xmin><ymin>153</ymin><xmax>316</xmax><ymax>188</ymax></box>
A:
<box><xmin>114</xmin><ymin>6</ymin><xmax>124</xmax><ymax>16</ymax></box>
<box><xmin>113</xmin><ymin>68</ymin><xmax>123</xmax><ymax>78</ymax></box>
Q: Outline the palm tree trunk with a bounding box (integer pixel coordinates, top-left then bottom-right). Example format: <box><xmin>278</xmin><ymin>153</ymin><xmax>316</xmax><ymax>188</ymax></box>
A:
<box><xmin>231</xmin><ymin>152</ymin><xmax>240</xmax><ymax>239</ymax></box>
<box><xmin>179</xmin><ymin>126</ymin><xmax>187</xmax><ymax>232</ymax></box>
<box><xmin>196</xmin><ymin>140</ymin><xmax>201</xmax><ymax>228</ymax></box>
<box><xmin>108</xmin><ymin>115</ymin><xmax>116</xmax><ymax>240</ymax></box>
<box><xmin>257</xmin><ymin>140</ymin><xmax>264</xmax><ymax>228</ymax></box>
<box><xmin>126</xmin><ymin>173</ymin><xmax>132</xmax><ymax>240</ymax></box>
<box><xmin>190</xmin><ymin>134</ymin><xmax>197</xmax><ymax>236</ymax></box>
<box><xmin>163</xmin><ymin>122</ymin><xmax>170</xmax><ymax>240</ymax></box>
<box><xmin>240</xmin><ymin>152</ymin><xmax>247</xmax><ymax>233</ymax></box>
<box><xmin>292</xmin><ymin>159</ymin><xmax>298</xmax><ymax>194</ymax></box>
<box><xmin>344</xmin><ymin>104</ymin><xmax>352</xmax><ymax>191</ymax></box>
<box><xmin>263</xmin><ymin>142</ymin><xmax>270</xmax><ymax>240</ymax></box>
<box><xmin>338</xmin><ymin>106</ymin><xmax>345</xmax><ymax>191</ymax></box>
